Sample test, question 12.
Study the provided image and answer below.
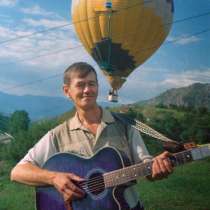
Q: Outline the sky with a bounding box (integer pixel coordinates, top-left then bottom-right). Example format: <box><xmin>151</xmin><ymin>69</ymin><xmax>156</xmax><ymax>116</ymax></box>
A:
<box><xmin>0</xmin><ymin>0</ymin><xmax>210</xmax><ymax>104</ymax></box>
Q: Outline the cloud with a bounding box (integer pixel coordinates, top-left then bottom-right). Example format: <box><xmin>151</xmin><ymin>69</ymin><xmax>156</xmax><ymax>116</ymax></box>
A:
<box><xmin>167</xmin><ymin>35</ymin><xmax>201</xmax><ymax>45</ymax></box>
<box><xmin>0</xmin><ymin>0</ymin><xmax>17</xmax><ymax>7</ymax></box>
<box><xmin>117</xmin><ymin>67</ymin><xmax>210</xmax><ymax>103</ymax></box>
<box><xmin>22</xmin><ymin>18</ymin><xmax>68</xmax><ymax>28</ymax></box>
<box><xmin>0</xmin><ymin>19</ymin><xmax>83</xmax><ymax>70</ymax></box>
<box><xmin>160</xmin><ymin>69</ymin><xmax>210</xmax><ymax>87</ymax></box>
<box><xmin>21</xmin><ymin>5</ymin><xmax>59</xmax><ymax>18</ymax></box>
<box><xmin>0</xmin><ymin>26</ymin><xmax>16</xmax><ymax>39</ymax></box>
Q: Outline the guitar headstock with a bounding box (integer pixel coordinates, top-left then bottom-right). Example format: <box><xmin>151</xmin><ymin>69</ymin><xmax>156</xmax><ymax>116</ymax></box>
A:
<box><xmin>191</xmin><ymin>144</ymin><xmax>210</xmax><ymax>160</ymax></box>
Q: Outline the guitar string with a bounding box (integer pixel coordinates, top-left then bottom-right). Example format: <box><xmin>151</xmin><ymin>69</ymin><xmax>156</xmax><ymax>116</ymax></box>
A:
<box><xmin>79</xmin><ymin>168</ymin><xmax>146</xmax><ymax>193</ymax></box>
<box><xmin>77</xmin><ymin>163</ymin><xmax>152</xmax><ymax>192</ymax></box>
<box><xmin>80</xmin><ymin>183</ymin><xmax>105</xmax><ymax>192</ymax></box>
<box><xmin>76</xmin><ymin>151</ymin><xmax>191</xmax><ymax>193</ymax></box>
<box><xmin>77</xmin><ymin>160</ymin><xmax>154</xmax><ymax>190</ymax></box>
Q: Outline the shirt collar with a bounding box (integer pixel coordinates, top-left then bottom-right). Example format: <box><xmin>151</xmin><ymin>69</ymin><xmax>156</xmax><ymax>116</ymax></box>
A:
<box><xmin>101</xmin><ymin>108</ymin><xmax>115</xmax><ymax>124</ymax></box>
<box><xmin>68</xmin><ymin>108</ymin><xmax>115</xmax><ymax>131</ymax></box>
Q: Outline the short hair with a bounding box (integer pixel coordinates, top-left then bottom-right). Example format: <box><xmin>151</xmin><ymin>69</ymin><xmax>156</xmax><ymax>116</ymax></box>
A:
<box><xmin>63</xmin><ymin>62</ymin><xmax>98</xmax><ymax>85</ymax></box>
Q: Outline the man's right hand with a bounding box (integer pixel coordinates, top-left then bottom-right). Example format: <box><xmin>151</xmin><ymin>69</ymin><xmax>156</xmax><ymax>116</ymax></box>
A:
<box><xmin>51</xmin><ymin>172</ymin><xmax>85</xmax><ymax>203</ymax></box>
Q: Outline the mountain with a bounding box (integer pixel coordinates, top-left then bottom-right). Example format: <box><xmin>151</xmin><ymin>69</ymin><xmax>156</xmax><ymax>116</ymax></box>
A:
<box><xmin>0</xmin><ymin>92</ymin><xmax>119</xmax><ymax>121</ymax></box>
<box><xmin>137</xmin><ymin>83</ymin><xmax>210</xmax><ymax>110</ymax></box>
<box><xmin>0</xmin><ymin>92</ymin><xmax>73</xmax><ymax>120</ymax></box>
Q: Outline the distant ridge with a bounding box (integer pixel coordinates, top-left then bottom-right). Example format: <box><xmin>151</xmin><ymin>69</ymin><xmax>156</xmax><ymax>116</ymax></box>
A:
<box><xmin>137</xmin><ymin>83</ymin><xmax>210</xmax><ymax>110</ymax></box>
<box><xmin>0</xmin><ymin>92</ymin><xmax>73</xmax><ymax>120</ymax></box>
<box><xmin>0</xmin><ymin>92</ymin><xmax>118</xmax><ymax>120</ymax></box>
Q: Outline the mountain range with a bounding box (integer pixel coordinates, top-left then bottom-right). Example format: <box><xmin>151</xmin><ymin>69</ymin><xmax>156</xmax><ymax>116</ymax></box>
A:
<box><xmin>0</xmin><ymin>92</ymin><xmax>117</xmax><ymax>120</ymax></box>
<box><xmin>138</xmin><ymin>83</ymin><xmax>210</xmax><ymax>110</ymax></box>
<box><xmin>0</xmin><ymin>83</ymin><xmax>209</xmax><ymax>120</ymax></box>
<box><xmin>0</xmin><ymin>92</ymin><xmax>73</xmax><ymax>120</ymax></box>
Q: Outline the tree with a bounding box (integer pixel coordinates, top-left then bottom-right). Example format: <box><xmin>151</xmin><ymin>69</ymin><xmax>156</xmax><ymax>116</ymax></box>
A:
<box><xmin>9</xmin><ymin>110</ymin><xmax>30</xmax><ymax>135</ymax></box>
<box><xmin>0</xmin><ymin>113</ymin><xmax>9</xmax><ymax>132</ymax></box>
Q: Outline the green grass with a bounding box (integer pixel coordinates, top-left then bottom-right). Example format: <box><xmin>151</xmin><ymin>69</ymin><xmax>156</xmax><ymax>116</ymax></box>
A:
<box><xmin>0</xmin><ymin>158</ymin><xmax>210</xmax><ymax>210</ymax></box>
<box><xmin>138</xmin><ymin>158</ymin><xmax>210</xmax><ymax>210</ymax></box>
<box><xmin>0</xmin><ymin>161</ymin><xmax>35</xmax><ymax>210</ymax></box>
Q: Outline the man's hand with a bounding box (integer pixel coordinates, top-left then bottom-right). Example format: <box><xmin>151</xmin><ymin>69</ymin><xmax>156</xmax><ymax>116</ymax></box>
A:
<box><xmin>151</xmin><ymin>151</ymin><xmax>173</xmax><ymax>180</ymax></box>
<box><xmin>51</xmin><ymin>172</ymin><xmax>85</xmax><ymax>203</ymax></box>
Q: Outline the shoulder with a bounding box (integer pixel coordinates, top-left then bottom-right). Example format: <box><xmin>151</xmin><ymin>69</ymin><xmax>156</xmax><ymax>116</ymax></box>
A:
<box><xmin>101</xmin><ymin>108</ymin><xmax>115</xmax><ymax>123</ymax></box>
<box><xmin>51</xmin><ymin>119</ymin><xmax>71</xmax><ymax>137</ymax></box>
<box><xmin>52</xmin><ymin>121</ymin><xmax>68</xmax><ymax>133</ymax></box>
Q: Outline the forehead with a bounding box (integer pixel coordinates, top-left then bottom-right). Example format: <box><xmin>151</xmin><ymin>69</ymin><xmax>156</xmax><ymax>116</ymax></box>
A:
<box><xmin>70</xmin><ymin>71</ymin><xmax>97</xmax><ymax>83</ymax></box>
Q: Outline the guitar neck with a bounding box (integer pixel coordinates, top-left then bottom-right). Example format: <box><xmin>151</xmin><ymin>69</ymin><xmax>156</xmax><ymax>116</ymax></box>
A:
<box><xmin>104</xmin><ymin>144</ymin><xmax>210</xmax><ymax>188</ymax></box>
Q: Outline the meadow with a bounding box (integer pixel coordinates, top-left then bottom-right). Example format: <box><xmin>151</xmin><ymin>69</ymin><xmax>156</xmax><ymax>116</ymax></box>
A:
<box><xmin>0</xmin><ymin>158</ymin><xmax>210</xmax><ymax>210</ymax></box>
<box><xmin>1</xmin><ymin>106</ymin><xmax>210</xmax><ymax>210</ymax></box>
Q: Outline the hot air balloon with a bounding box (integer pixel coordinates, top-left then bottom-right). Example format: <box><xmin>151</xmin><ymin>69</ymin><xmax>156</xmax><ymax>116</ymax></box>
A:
<box><xmin>71</xmin><ymin>0</ymin><xmax>174</xmax><ymax>102</ymax></box>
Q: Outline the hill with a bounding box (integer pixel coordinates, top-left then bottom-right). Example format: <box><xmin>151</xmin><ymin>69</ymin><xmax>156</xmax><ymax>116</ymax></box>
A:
<box><xmin>137</xmin><ymin>83</ymin><xmax>210</xmax><ymax>110</ymax></box>
<box><xmin>0</xmin><ymin>92</ymin><xmax>118</xmax><ymax>121</ymax></box>
<box><xmin>0</xmin><ymin>92</ymin><xmax>73</xmax><ymax>120</ymax></box>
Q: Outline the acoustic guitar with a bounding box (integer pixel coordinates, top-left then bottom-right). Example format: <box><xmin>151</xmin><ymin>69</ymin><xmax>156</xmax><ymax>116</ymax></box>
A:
<box><xmin>36</xmin><ymin>145</ymin><xmax>210</xmax><ymax>210</ymax></box>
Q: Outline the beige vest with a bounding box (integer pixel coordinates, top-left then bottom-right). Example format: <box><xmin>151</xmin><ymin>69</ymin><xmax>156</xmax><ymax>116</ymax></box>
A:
<box><xmin>52</xmin><ymin>110</ymin><xmax>134</xmax><ymax>163</ymax></box>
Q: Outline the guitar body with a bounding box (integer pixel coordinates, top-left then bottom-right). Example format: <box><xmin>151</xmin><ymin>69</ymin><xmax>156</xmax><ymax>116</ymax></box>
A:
<box><xmin>36</xmin><ymin>147</ymin><xmax>142</xmax><ymax>210</ymax></box>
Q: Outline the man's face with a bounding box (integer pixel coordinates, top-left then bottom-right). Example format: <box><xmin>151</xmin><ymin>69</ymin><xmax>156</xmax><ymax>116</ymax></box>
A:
<box><xmin>63</xmin><ymin>71</ymin><xmax>98</xmax><ymax>110</ymax></box>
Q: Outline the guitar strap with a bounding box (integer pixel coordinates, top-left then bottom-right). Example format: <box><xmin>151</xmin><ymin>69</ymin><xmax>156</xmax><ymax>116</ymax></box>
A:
<box><xmin>111</xmin><ymin>112</ymin><xmax>180</xmax><ymax>146</ymax></box>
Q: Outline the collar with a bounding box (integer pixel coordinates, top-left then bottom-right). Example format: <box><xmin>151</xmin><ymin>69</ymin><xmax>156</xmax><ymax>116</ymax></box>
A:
<box><xmin>68</xmin><ymin>108</ymin><xmax>115</xmax><ymax>131</ymax></box>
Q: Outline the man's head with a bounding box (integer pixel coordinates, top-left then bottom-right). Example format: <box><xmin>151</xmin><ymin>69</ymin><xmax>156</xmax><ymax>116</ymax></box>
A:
<box><xmin>63</xmin><ymin>62</ymin><xmax>98</xmax><ymax>85</ymax></box>
<box><xmin>63</xmin><ymin>62</ymin><xmax>98</xmax><ymax>110</ymax></box>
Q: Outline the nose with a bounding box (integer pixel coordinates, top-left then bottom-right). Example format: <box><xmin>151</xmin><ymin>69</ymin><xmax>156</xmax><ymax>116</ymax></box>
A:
<box><xmin>83</xmin><ymin>84</ymin><xmax>92</xmax><ymax>94</ymax></box>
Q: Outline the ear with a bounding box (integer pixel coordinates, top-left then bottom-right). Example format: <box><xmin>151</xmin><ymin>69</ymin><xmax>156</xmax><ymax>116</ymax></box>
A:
<box><xmin>63</xmin><ymin>84</ymin><xmax>71</xmax><ymax>99</ymax></box>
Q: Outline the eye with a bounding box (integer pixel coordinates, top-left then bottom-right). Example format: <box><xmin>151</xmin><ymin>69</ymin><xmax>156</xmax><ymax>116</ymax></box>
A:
<box><xmin>89</xmin><ymin>82</ymin><xmax>97</xmax><ymax>87</ymax></box>
<box><xmin>76</xmin><ymin>82</ymin><xmax>85</xmax><ymax>88</ymax></box>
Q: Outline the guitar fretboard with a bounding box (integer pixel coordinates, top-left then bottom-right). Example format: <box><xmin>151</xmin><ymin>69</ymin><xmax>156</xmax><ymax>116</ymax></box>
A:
<box><xmin>103</xmin><ymin>145</ymin><xmax>210</xmax><ymax>188</ymax></box>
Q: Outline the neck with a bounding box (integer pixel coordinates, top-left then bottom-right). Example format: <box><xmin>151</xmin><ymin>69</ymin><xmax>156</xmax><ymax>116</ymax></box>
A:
<box><xmin>77</xmin><ymin>105</ymin><xmax>102</xmax><ymax>125</ymax></box>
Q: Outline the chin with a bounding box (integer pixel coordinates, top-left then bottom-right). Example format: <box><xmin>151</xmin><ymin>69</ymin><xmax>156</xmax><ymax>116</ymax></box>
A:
<box><xmin>81</xmin><ymin>101</ymin><xmax>97</xmax><ymax>110</ymax></box>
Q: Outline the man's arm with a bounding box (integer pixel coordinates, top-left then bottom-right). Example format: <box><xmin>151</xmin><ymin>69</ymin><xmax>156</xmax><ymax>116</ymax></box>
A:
<box><xmin>10</xmin><ymin>131</ymin><xmax>85</xmax><ymax>202</ymax></box>
<box><xmin>11</xmin><ymin>162</ymin><xmax>85</xmax><ymax>202</ymax></box>
<box><xmin>11</xmin><ymin>162</ymin><xmax>57</xmax><ymax>186</ymax></box>
<box><xmin>129</xmin><ymin>127</ymin><xmax>173</xmax><ymax>180</ymax></box>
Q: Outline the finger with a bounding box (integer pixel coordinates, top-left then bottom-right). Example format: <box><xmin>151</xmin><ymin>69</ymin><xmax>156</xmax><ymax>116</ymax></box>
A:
<box><xmin>157</xmin><ymin>157</ymin><xmax>173</xmax><ymax>177</ymax></box>
<box><xmin>68</xmin><ymin>173</ymin><xmax>85</xmax><ymax>182</ymax></box>
<box><xmin>63</xmin><ymin>188</ymin><xmax>84</xmax><ymax>201</ymax></box>
<box><xmin>162</xmin><ymin>151</ymin><xmax>170</xmax><ymax>157</ymax></box>
<box><xmin>152</xmin><ymin>158</ymin><xmax>167</xmax><ymax>179</ymax></box>
<box><xmin>162</xmin><ymin>158</ymin><xmax>173</xmax><ymax>174</ymax></box>
<box><xmin>152</xmin><ymin>159</ymin><xmax>162</xmax><ymax>179</ymax></box>
<box><xmin>157</xmin><ymin>158</ymin><xmax>168</xmax><ymax>173</ymax></box>
<box><xmin>64</xmin><ymin>202</ymin><xmax>73</xmax><ymax>210</ymax></box>
<box><xmin>158</xmin><ymin>151</ymin><xmax>173</xmax><ymax>173</ymax></box>
<box><xmin>66</xmin><ymin>182</ymin><xmax>85</xmax><ymax>195</ymax></box>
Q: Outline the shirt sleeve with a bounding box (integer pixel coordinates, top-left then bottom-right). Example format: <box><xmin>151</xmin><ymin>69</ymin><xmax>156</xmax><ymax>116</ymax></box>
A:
<box><xmin>128</xmin><ymin>126</ymin><xmax>153</xmax><ymax>163</ymax></box>
<box><xmin>18</xmin><ymin>131</ymin><xmax>58</xmax><ymax>167</ymax></box>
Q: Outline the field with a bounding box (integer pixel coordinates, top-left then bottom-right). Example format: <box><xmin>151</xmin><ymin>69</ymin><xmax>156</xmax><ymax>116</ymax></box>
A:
<box><xmin>0</xmin><ymin>158</ymin><xmax>210</xmax><ymax>210</ymax></box>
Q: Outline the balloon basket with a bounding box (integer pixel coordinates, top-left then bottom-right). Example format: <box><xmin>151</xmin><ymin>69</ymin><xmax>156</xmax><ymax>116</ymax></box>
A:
<box><xmin>108</xmin><ymin>90</ymin><xmax>118</xmax><ymax>103</ymax></box>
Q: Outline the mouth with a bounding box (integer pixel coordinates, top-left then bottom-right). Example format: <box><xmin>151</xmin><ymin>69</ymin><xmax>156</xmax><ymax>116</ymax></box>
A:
<box><xmin>82</xmin><ymin>96</ymin><xmax>95</xmax><ymax>100</ymax></box>
<box><xmin>82</xmin><ymin>95</ymin><xmax>95</xmax><ymax>98</ymax></box>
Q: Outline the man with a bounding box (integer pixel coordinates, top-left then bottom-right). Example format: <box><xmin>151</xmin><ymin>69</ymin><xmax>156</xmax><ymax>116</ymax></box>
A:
<box><xmin>11</xmin><ymin>62</ymin><xmax>173</xmax><ymax>210</ymax></box>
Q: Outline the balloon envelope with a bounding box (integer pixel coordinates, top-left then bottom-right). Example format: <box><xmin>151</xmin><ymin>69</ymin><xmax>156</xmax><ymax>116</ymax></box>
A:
<box><xmin>71</xmin><ymin>0</ymin><xmax>174</xmax><ymax>90</ymax></box>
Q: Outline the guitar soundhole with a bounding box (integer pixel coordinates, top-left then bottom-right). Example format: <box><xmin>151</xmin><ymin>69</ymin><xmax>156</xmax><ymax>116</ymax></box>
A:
<box><xmin>87</xmin><ymin>172</ymin><xmax>105</xmax><ymax>195</ymax></box>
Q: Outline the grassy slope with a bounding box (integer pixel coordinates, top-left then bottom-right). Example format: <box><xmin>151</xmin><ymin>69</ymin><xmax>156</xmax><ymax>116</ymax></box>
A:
<box><xmin>0</xmin><ymin>158</ymin><xmax>210</xmax><ymax>210</ymax></box>
<box><xmin>139</xmin><ymin>158</ymin><xmax>210</xmax><ymax>210</ymax></box>
<box><xmin>0</xmin><ymin>161</ymin><xmax>35</xmax><ymax>210</ymax></box>
<box><xmin>1</xmin><ymin>106</ymin><xmax>209</xmax><ymax>209</ymax></box>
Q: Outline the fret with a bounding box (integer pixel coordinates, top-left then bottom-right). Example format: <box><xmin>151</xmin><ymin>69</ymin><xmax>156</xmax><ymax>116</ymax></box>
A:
<box><xmin>141</xmin><ymin>162</ymin><xmax>152</xmax><ymax>177</ymax></box>
<box><xmin>171</xmin><ymin>150</ymin><xmax>193</xmax><ymax>166</ymax></box>
<box><xmin>104</xmin><ymin>161</ymin><xmax>153</xmax><ymax>188</ymax></box>
<box><xmin>104</xmin><ymin>145</ymin><xmax>210</xmax><ymax>189</ymax></box>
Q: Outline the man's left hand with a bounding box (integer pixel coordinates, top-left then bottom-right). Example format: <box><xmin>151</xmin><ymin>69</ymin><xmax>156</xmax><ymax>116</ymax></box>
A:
<box><xmin>151</xmin><ymin>151</ymin><xmax>173</xmax><ymax>180</ymax></box>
